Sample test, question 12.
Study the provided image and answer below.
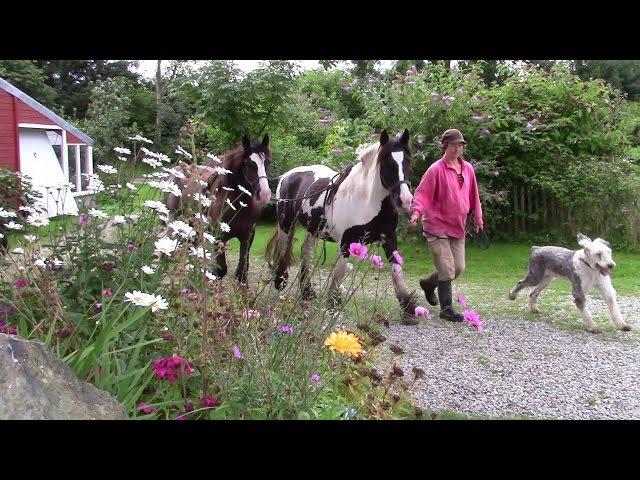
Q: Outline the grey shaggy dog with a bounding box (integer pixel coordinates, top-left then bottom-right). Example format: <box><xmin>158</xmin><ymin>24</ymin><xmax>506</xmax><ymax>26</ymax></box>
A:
<box><xmin>508</xmin><ymin>233</ymin><xmax>631</xmax><ymax>334</ymax></box>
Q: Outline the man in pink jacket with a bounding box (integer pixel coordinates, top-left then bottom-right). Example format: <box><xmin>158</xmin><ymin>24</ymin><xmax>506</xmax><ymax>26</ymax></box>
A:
<box><xmin>409</xmin><ymin>128</ymin><xmax>484</xmax><ymax>322</ymax></box>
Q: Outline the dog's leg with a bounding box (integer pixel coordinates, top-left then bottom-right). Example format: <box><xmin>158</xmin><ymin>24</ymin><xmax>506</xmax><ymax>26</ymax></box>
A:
<box><xmin>598</xmin><ymin>276</ymin><xmax>631</xmax><ymax>332</ymax></box>
<box><xmin>572</xmin><ymin>281</ymin><xmax>600</xmax><ymax>334</ymax></box>
<box><xmin>529</xmin><ymin>274</ymin><xmax>554</xmax><ymax>314</ymax></box>
<box><xmin>509</xmin><ymin>261</ymin><xmax>545</xmax><ymax>300</ymax></box>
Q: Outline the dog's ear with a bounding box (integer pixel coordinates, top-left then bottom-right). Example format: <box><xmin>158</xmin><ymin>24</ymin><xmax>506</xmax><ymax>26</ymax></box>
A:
<box><xmin>595</xmin><ymin>237</ymin><xmax>610</xmax><ymax>247</ymax></box>
<box><xmin>577</xmin><ymin>233</ymin><xmax>592</xmax><ymax>248</ymax></box>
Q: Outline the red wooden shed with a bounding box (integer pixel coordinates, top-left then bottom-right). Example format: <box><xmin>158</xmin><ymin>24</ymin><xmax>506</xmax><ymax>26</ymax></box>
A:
<box><xmin>0</xmin><ymin>77</ymin><xmax>95</xmax><ymax>216</ymax></box>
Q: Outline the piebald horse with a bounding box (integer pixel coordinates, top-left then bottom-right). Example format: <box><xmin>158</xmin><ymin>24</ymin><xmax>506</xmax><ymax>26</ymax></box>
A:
<box><xmin>166</xmin><ymin>134</ymin><xmax>272</xmax><ymax>285</ymax></box>
<box><xmin>265</xmin><ymin>130</ymin><xmax>417</xmax><ymax>315</ymax></box>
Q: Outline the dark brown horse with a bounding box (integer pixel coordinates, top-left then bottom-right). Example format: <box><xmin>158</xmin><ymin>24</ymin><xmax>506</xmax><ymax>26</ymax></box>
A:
<box><xmin>166</xmin><ymin>134</ymin><xmax>272</xmax><ymax>285</ymax></box>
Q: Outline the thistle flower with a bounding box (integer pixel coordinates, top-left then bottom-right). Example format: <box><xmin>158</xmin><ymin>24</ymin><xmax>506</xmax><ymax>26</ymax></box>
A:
<box><xmin>232</xmin><ymin>345</ymin><xmax>244</xmax><ymax>359</ymax></box>
<box><xmin>280</xmin><ymin>325</ymin><xmax>294</xmax><ymax>334</ymax></box>
<box><xmin>15</xmin><ymin>279</ymin><xmax>26</xmax><ymax>288</ymax></box>
<box><xmin>137</xmin><ymin>402</ymin><xmax>156</xmax><ymax>414</ymax></box>
<box><xmin>311</xmin><ymin>373</ymin><xmax>321</xmax><ymax>383</ymax></box>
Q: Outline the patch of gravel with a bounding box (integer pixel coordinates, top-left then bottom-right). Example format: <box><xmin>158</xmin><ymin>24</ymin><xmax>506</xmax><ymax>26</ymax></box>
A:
<box><xmin>376</xmin><ymin>296</ymin><xmax>640</xmax><ymax>419</ymax></box>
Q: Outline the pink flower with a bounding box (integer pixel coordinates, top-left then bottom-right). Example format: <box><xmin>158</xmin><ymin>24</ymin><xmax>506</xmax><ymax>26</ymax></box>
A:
<box><xmin>162</xmin><ymin>332</ymin><xmax>173</xmax><ymax>341</ymax></box>
<box><xmin>102</xmin><ymin>288</ymin><xmax>113</xmax><ymax>297</ymax></box>
<box><xmin>94</xmin><ymin>303</ymin><xmax>102</xmax><ymax>311</ymax></box>
<box><xmin>348</xmin><ymin>242</ymin><xmax>368</xmax><ymax>260</ymax></box>
<box><xmin>184</xmin><ymin>402</ymin><xmax>194</xmax><ymax>412</ymax></box>
<box><xmin>126</xmin><ymin>242</ymin><xmax>135</xmax><ymax>251</ymax></box>
<box><xmin>199</xmin><ymin>394</ymin><xmax>220</xmax><ymax>408</ymax></box>
<box><xmin>232</xmin><ymin>345</ymin><xmax>244</xmax><ymax>359</ymax></box>
<box><xmin>137</xmin><ymin>402</ymin><xmax>156</xmax><ymax>414</ymax></box>
<box><xmin>15</xmin><ymin>279</ymin><xmax>26</xmax><ymax>288</ymax></box>
<box><xmin>5</xmin><ymin>325</ymin><xmax>17</xmax><ymax>335</ymax></box>
<box><xmin>391</xmin><ymin>250</ymin><xmax>404</xmax><ymax>265</ymax></box>
<box><xmin>311</xmin><ymin>373</ymin><xmax>321</xmax><ymax>383</ymax></box>
<box><xmin>78</xmin><ymin>213</ymin><xmax>88</xmax><ymax>225</ymax></box>
<box><xmin>414</xmin><ymin>306</ymin><xmax>430</xmax><ymax>318</ymax></box>
<box><xmin>455</xmin><ymin>292</ymin><xmax>468</xmax><ymax>309</ymax></box>
<box><xmin>280</xmin><ymin>325</ymin><xmax>294</xmax><ymax>334</ymax></box>
<box><xmin>370</xmin><ymin>254</ymin><xmax>384</xmax><ymax>269</ymax></box>
<box><xmin>151</xmin><ymin>356</ymin><xmax>193</xmax><ymax>382</ymax></box>
<box><xmin>463</xmin><ymin>309</ymin><xmax>484</xmax><ymax>332</ymax></box>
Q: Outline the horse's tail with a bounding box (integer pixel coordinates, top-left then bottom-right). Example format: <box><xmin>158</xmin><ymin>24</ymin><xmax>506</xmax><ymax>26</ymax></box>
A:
<box><xmin>265</xmin><ymin>224</ymin><xmax>297</xmax><ymax>268</ymax></box>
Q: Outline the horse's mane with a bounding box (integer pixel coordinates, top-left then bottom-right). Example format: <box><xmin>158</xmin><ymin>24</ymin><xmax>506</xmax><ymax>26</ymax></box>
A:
<box><xmin>355</xmin><ymin>142</ymin><xmax>380</xmax><ymax>165</ymax></box>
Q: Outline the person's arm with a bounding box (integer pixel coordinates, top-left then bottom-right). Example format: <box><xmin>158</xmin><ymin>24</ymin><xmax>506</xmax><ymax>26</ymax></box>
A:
<box><xmin>469</xmin><ymin>167</ymin><xmax>484</xmax><ymax>231</ymax></box>
<box><xmin>410</xmin><ymin>168</ymin><xmax>436</xmax><ymax>224</ymax></box>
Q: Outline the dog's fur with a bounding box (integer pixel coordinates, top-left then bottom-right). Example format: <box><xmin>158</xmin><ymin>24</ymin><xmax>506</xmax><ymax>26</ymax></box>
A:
<box><xmin>508</xmin><ymin>233</ymin><xmax>631</xmax><ymax>334</ymax></box>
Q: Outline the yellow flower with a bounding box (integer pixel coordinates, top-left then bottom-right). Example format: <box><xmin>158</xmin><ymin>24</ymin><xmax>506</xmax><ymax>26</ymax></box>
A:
<box><xmin>324</xmin><ymin>331</ymin><xmax>363</xmax><ymax>357</ymax></box>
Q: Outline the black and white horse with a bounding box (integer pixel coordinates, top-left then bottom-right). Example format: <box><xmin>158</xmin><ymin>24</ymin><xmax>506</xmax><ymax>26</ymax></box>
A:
<box><xmin>265</xmin><ymin>129</ymin><xmax>417</xmax><ymax>315</ymax></box>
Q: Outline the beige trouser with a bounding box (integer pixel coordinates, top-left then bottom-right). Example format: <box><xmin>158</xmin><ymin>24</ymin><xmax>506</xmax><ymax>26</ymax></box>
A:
<box><xmin>424</xmin><ymin>235</ymin><xmax>466</xmax><ymax>281</ymax></box>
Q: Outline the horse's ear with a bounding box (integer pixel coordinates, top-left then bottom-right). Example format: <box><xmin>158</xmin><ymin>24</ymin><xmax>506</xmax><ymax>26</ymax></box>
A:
<box><xmin>380</xmin><ymin>130</ymin><xmax>389</xmax><ymax>146</ymax></box>
<box><xmin>400</xmin><ymin>128</ymin><xmax>410</xmax><ymax>146</ymax></box>
<box><xmin>262</xmin><ymin>134</ymin><xmax>270</xmax><ymax>148</ymax></box>
<box><xmin>242</xmin><ymin>134</ymin><xmax>251</xmax><ymax>151</ymax></box>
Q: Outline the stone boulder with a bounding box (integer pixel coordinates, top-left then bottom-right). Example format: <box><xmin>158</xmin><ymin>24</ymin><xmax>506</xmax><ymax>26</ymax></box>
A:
<box><xmin>0</xmin><ymin>334</ymin><xmax>128</xmax><ymax>420</ymax></box>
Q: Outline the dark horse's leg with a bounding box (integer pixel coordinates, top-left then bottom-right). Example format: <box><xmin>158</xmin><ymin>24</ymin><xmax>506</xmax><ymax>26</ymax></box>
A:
<box><xmin>214</xmin><ymin>238</ymin><xmax>229</xmax><ymax>279</ymax></box>
<box><xmin>235</xmin><ymin>228</ymin><xmax>255</xmax><ymax>285</ymax></box>
<box><xmin>300</xmin><ymin>232</ymin><xmax>318</xmax><ymax>299</ymax></box>
<box><xmin>381</xmin><ymin>232</ymin><xmax>418</xmax><ymax>319</ymax></box>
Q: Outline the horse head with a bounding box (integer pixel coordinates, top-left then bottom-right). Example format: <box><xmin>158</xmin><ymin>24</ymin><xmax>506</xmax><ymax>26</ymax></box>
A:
<box><xmin>237</xmin><ymin>134</ymin><xmax>272</xmax><ymax>206</ymax></box>
<box><xmin>376</xmin><ymin>129</ymin><xmax>413</xmax><ymax>213</ymax></box>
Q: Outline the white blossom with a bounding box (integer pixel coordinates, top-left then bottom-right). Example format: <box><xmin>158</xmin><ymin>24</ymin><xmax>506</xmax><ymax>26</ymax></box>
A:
<box><xmin>34</xmin><ymin>258</ymin><xmax>46</xmax><ymax>268</ymax></box>
<box><xmin>222</xmin><ymin>186</ymin><xmax>235</xmax><ymax>192</ymax></box>
<box><xmin>142</xmin><ymin>265</ymin><xmax>156</xmax><ymax>275</ymax></box>
<box><xmin>4</xmin><ymin>221</ymin><xmax>23</xmax><ymax>230</ymax></box>
<box><xmin>189</xmin><ymin>246</ymin><xmax>211</xmax><ymax>260</ymax></box>
<box><xmin>225</xmin><ymin>198</ymin><xmax>236</xmax><ymax>211</ymax></box>
<box><xmin>168</xmin><ymin>220</ymin><xmax>196</xmax><ymax>239</ymax></box>
<box><xmin>52</xmin><ymin>258</ymin><xmax>64</xmax><ymax>267</ymax></box>
<box><xmin>194</xmin><ymin>213</ymin><xmax>209</xmax><ymax>224</ymax></box>
<box><xmin>191</xmin><ymin>193</ymin><xmax>212</xmax><ymax>208</ymax></box>
<box><xmin>204</xmin><ymin>270</ymin><xmax>218</xmax><ymax>282</ymax></box>
<box><xmin>142</xmin><ymin>157</ymin><xmax>162</xmax><ymax>168</ymax></box>
<box><xmin>206</xmin><ymin>153</ymin><xmax>222</xmax><ymax>164</ymax></box>
<box><xmin>165</xmin><ymin>167</ymin><xmax>186</xmax><ymax>179</ymax></box>
<box><xmin>88</xmin><ymin>208</ymin><xmax>109</xmax><ymax>219</ymax></box>
<box><xmin>24</xmin><ymin>234</ymin><xmax>37</xmax><ymax>243</ymax></box>
<box><xmin>124</xmin><ymin>291</ymin><xmax>169</xmax><ymax>312</ymax></box>
<box><xmin>154</xmin><ymin>237</ymin><xmax>180</xmax><ymax>256</ymax></box>
<box><xmin>214</xmin><ymin>166</ymin><xmax>233</xmax><ymax>176</ymax></box>
<box><xmin>175</xmin><ymin>145</ymin><xmax>193</xmax><ymax>159</ymax></box>
<box><xmin>128</xmin><ymin>134</ymin><xmax>153</xmax><ymax>144</ymax></box>
<box><xmin>0</xmin><ymin>208</ymin><xmax>17</xmax><ymax>218</ymax></box>
<box><xmin>112</xmin><ymin>215</ymin><xmax>127</xmax><ymax>225</ymax></box>
<box><xmin>11</xmin><ymin>247</ymin><xmax>24</xmax><ymax>254</ymax></box>
<box><xmin>118</xmin><ymin>156</ymin><xmax>128</xmax><ymax>162</ymax></box>
<box><xmin>220</xmin><ymin>222</ymin><xmax>230</xmax><ymax>233</ymax></box>
<box><xmin>97</xmin><ymin>164</ymin><xmax>118</xmax><ymax>175</ymax></box>
<box><xmin>239</xmin><ymin>201</ymin><xmax>248</xmax><ymax>208</ymax></box>
<box><xmin>114</xmin><ymin>147</ymin><xmax>131</xmax><ymax>155</ymax></box>
<box><xmin>27</xmin><ymin>214</ymin><xmax>50</xmax><ymax>228</ymax></box>
<box><xmin>203</xmin><ymin>232</ymin><xmax>216</xmax><ymax>244</ymax></box>
<box><xmin>126</xmin><ymin>182</ymin><xmax>137</xmax><ymax>191</ymax></box>
<box><xmin>238</xmin><ymin>185</ymin><xmax>252</xmax><ymax>197</ymax></box>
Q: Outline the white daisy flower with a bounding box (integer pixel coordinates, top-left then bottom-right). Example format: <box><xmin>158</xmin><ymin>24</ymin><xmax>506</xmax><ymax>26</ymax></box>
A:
<box><xmin>88</xmin><ymin>208</ymin><xmax>109</xmax><ymax>219</ymax></box>
<box><xmin>168</xmin><ymin>220</ymin><xmax>196</xmax><ymax>239</ymax></box>
<box><xmin>24</xmin><ymin>234</ymin><xmax>37</xmax><ymax>243</ymax></box>
<box><xmin>225</xmin><ymin>198</ymin><xmax>236</xmax><ymax>211</ymax></box>
<box><xmin>34</xmin><ymin>258</ymin><xmax>47</xmax><ymax>268</ymax></box>
<box><xmin>204</xmin><ymin>270</ymin><xmax>218</xmax><ymax>282</ymax></box>
<box><xmin>220</xmin><ymin>222</ymin><xmax>231</xmax><ymax>233</ymax></box>
<box><xmin>213</xmin><ymin>166</ymin><xmax>233</xmax><ymax>176</ymax></box>
<box><xmin>158</xmin><ymin>215</ymin><xmax>170</xmax><ymax>224</ymax></box>
<box><xmin>19</xmin><ymin>205</ymin><xmax>37</xmax><ymax>214</ymax></box>
<box><xmin>222</xmin><ymin>186</ymin><xmax>234</xmax><ymax>191</ymax></box>
<box><xmin>112</xmin><ymin>215</ymin><xmax>127</xmax><ymax>224</ymax></box>
<box><xmin>142</xmin><ymin>157</ymin><xmax>162</xmax><ymax>168</ymax></box>
<box><xmin>127</xmin><ymin>213</ymin><xmax>140</xmax><ymax>221</ymax></box>
<box><xmin>142</xmin><ymin>265</ymin><xmax>156</xmax><ymax>275</ymax></box>
<box><xmin>206</xmin><ymin>153</ymin><xmax>222</xmax><ymax>164</ymax></box>
<box><xmin>118</xmin><ymin>156</ymin><xmax>128</xmax><ymax>162</ymax></box>
<box><xmin>128</xmin><ymin>134</ymin><xmax>153</xmax><ymax>144</ymax></box>
<box><xmin>113</xmin><ymin>147</ymin><xmax>131</xmax><ymax>155</ymax></box>
<box><xmin>154</xmin><ymin>237</ymin><xmax>180</xmax><ymax>256</ymax></box>
<box><xmin>27</xmin><ymin>214</ymin><xmax>50</xmax><ymax>228</ymax></box>
<box><xmin>52</xmin><ymin>258</ymin><xmax>64</xmax><ymax>267</ymax></box>
<box><xmin>126</xmin><ymin>182</ymin><xmax>137</xmax><ymax>191</ymax></box>
<box><xmin>0</xmin><ymin>208</ymin><xmax>17</xmax><ymax>218</ymax></box>
<box><xmin>175</xmin><ymin>145</ymin><xmax>193</xmax><ymax>159</ymax></box>
<box><xmin>189</xmin><ymin>246</ymin><xmax>211</xmax><ymax>260</ymax></box>
<box><xmin>97</xmin><ymin>164</ymin><xmax>118</xmax><ymax>175</ymax></box>
<box><xmin>160</xmin><ymin>182</ymin><xmax>182</xmax><ymax>197</ymax></box>
<box><xmin>194</xmin><ymin>213</ymin><xmax>209</xmax><ymax>224</ymax></box>
<box><xmin>202</xmin><ymin>232</ymin><xmax>216</xmax><ymax>244</ymax></box>
<box><xmin>143</xmin><ymin>200</ymin><xmax>170</xmax><ymax>215</ymax></box>
<box><xmin>239</xmin><ymin>201</ymin><xmax>248</xmax><ymax>208</ymax></box>
<box><xmin>11</xmin><ymin>247</ymin><xmax>24</xmax><ymax>254</ymax></box>
<box><xmin>147</xmin><ymin>181</ymin><xmax>163</xmax><ymax>189</ymax></box>
<box><xmin>192</xmin><ymin>193</ymin><xmax>212</xmax><ymax>208</ymax></box>
<box><xmin>198</xmin><ymin>180</ymin><xmax>209</xmax><ymax>187</ymax></box>
<box><xmin>151</xmin><ymin>172</ymin><xmax>170</xmax><ymax>179</ymax></box>
<box><xmin>157</xmin><ymin>153</ymin><xmax>171</xmax><ymax>163</ymax></box>
<box><xmin>4</xmin><ymin>221</ymin><xmax>23</xmax><ymax>230</ymax></box>
<box><xmin>237</xmin><ymin>185</ymin><xmax>252</xmax><ymax>197</ymax></box>
<box><xmin>0</xmin><ymin>233</ymin><xmax>4</xmax><ymax>239</ymax></box>
<box><xmin>165</xmin><ymin>167</ymin><xmax>186</xmax><ymax>179</ymax></box>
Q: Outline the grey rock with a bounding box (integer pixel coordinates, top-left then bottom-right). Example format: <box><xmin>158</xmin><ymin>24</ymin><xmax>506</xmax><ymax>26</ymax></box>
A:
<box><xmin>0</xmin><ymin>334</ymin><xmax>128</xmax><ymax>420</ymax></box>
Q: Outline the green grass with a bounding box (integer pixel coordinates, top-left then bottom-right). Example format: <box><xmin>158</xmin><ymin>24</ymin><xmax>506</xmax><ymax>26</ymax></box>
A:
<box><xmin>231</xmin><ymin>222</ymin><xmax>640</xmax><ymax>297</ymax></box>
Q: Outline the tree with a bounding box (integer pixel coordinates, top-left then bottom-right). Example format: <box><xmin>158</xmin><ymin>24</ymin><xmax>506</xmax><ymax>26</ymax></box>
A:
<box><xmin>457</xmin><ymin>60</ymin><xmax>515</xmax><ymax>86</ymax></box>
<box><xmin>33</xmin><ymin>60</ymin><xmax>140</xmax><ymax>118</ymax></box>
<box><xmin>350</xmin><ymin>60</ymin><xmax>380</xmax><ymax>78</ymax></box>
<box><xmin>0</xmin><ymin>60</ymin><xmax>58</xmax><ymax>107</ymax></box>
<box><xmin>572</xmin><ymin>60</ymin><xmax>640</xmax><ymax>100</ymax></box>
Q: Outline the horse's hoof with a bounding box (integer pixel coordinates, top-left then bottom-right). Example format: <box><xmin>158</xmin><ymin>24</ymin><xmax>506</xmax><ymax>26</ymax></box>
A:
<box><xmin>620</xmin><ymin>324</ymin><xmax>632</xmax><ymax>332</ymax></box>
<box><xmin>508</xmin><ymin>291</ymin><xmax>517</xmax><ymax>300</ymax></box>
<box><xmin>587</xmin><ymin>326</ymin><xmax>601</xmax><ymax>334</ymax></box>
<box><xmin>531</xmin><ymin>307</ymin><xmax>542</xmax><ymax>314</ymax></box>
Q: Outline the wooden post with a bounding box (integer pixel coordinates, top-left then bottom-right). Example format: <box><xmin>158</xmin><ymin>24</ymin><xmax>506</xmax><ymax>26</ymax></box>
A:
<box><xmin>84</xmin><ymin>145</ymin><xmax>93</xmax><ymax>191</ymax></box>
<box><xmin>512</xmin><ymin>184</ymin><xmax>518</xmax><ymax>235</ymax></box>
<box><xmin>520</xmin><ymin>184</ymin><xmax>526</xmax><ymax>233</ymax></box>
<box><xmin>61</xmin><ymin>130</ymin><xmax>69</xmax><ymax>181</ymax></box>
<box><xmin>74</xmin><ymin>145</ymin><xmax>82</xmax><ymax>193</ymax></box>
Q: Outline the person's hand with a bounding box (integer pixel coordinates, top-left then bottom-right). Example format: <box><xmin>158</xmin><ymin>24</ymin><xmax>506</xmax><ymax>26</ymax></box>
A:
<box><xmin>409</xmin><ymin>212</ymin><xmax>420</xmax><ymax>228</ymax></box>
<box><xmin>474</xmin><ymin>220</ymin><xmax>484</xmax><ymax>233</ymax></box>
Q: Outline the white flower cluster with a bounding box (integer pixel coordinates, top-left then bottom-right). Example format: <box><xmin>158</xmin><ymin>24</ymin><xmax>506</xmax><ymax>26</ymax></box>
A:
<box><xmin>142</xmin><ymin>157</ymin><xmax>162</xmax><ymax>169</ymax></box>
<box><xmin>191</xmin><ymin>193</ymin><xmax>212</xmax><ymax>208</ymax></box>
<box><xmin>175</xmin><ymin>145</ymin><xmax>193</xmax><ymax>159</ymax></box>
<box><xmin>0</xmin><ymin>208</ymin><xmax>17</xmax><ymax>218</ymax></box>
<box><xmin>88</xmin><ymin>208</ymin><xmax>109</xmax><ymax>219</ymax></box>
<box><xmin>168</xmin><ymin>220</ymin><xmax>196</xmax><ymax>239</ymax></box>
<box><xmin>164</xmin><ymin>167</ymin><xmax>186</xmax><ymax>179</ymax></box>
<box><xmin>128</xmin><ymin>134</ymin><xmax>153</xmax><ymax>144</ymax></box>
<box><xmin>213</xmin><ymin>166</ymin><xmax>233</xmax><ymax>176</ymax></box>
<box><xmin>206</xmin><ymin>153</ymin><xmax>222</xmax><ymax>164</ymax></box>
<box><xmin>143</xmin><ymin>200</ymin><xmax>170</xmax><ymax>216</ymax></box>
<box><xmin>154</xmin><ymin>237</ymin><xmax>180</xmax><ymax>256</ymax></box>
<box><xmin>113</xmin><ymin>147</ymin><xmax>131</xmax><ymax>155</ymax></box>
<box><xmin>141</xmin><ymin>147</ymin><xmax>171</xmax><ymax>163</ymax></box>
<box><xmin>126</xmin><ymin>182</ymin><xmax>137</xmax><ymax>191</ymax></box>
<box><xmin>189</xmin><ymin>246</ymin><xmax>211</xmax><ymax>260</ymax></box>
<box><xmin>97</xmin><ymin>164</ymin><xmax>118</xmax><ymax>175</ymax></box>
<box><xmin>124</xmin><ymin>291</ymin><xmax>169</xmax><ymax>312</ymax></box>
<box><xmin>148</xmin><ymin>180</ymin><xmax>181</xmax><ymax>197</ymax></box>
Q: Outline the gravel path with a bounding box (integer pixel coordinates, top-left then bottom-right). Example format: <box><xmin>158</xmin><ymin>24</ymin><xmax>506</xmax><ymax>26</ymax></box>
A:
<box><xmin>375</xmin><ymin>296</ymin><xmax>640</xmax><ymax>419</ymax></box>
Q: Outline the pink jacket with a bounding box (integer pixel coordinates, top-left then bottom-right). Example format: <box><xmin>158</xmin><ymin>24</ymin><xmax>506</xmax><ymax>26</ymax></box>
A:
<box><xmin>411</xmin><ymin>156</ymin><xmax>483</xmax><ymax>239</ymax></box>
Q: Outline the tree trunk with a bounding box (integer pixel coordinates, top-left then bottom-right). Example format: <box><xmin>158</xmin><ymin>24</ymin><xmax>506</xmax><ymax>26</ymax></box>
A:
<box><xmin>155</xmin><ymin>60</ymin><xmax>162</xmax><ymax>148</ymax></box>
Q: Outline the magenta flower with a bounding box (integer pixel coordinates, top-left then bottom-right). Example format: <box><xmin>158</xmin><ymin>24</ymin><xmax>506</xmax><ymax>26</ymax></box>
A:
<box><xmin>15</xmin><ymin>279</ymin><xmax>26</xmax><ymax>288</ymax></box>
<box><xmin>137</xmin><ymin>402</ymin><xmax>156</xmax><ymax>414</ymax></box>
<box><xmin>184</xmin><ymin>402</ymin><xmax>194</xmax><ymax>413</ymax></box>
<box><xmin>414</xmin><ymin>306</ymin><xmax>430</xmax><ymax>318</ymax></box>
<box><xmin>94</xmin><ymin>302</ymin><xmax>102</xmax><ymax>311</ymax></box>
<box><xmin>102</xmin><ymin>288</ymin><xmax>113</xmax><ymax>297</ymax></box>
<box><xmin>348</xmin><ymin>242</ymin><xmax>368</xmax><ymax>260</ymax></box>
<box><xmin>126</xmin><ymin>242</ymin><xmax>135</xmax><ymax>251</ymax></box>
<box><xmin>78</xmin><ymin>213</ymin><xmax>88</xmax><ymax>225</ymax></box>
<box><xmin>455</xmin><ymin>292</ymin><xmax>468</xmax><ymax>309</ymax></box>
<box><xmin>463</xmin><ymin>309</ymin><xmax>484</xmax><ymax>332</ymax></box>
<box><xmin>311</xmin><ymin>373</ymin><xmax>321</xmax><ymax>383</ymax></box>
<box><xmin>162</xmin><ymin>333</ymin><xmax>174</xmax><ymax>341</ymax></box>
<box><xmin>370</xmin><ymin>254</ymin><xmax>384</xmax><ymax>269</ymax></box>
<box><xmin>280</xmin><ymin>325</ymin><xmax>294</xmax><ymax>334</ymax></box>
<box><xmin>232</xmin><ymin>345</ymin><xmax>244</xmax><ymax>359</ymax></box>
<box><xmin>199</xmin><ymin>394</ymin><xmax>220</xmax><ymax>408</ymax></box>
<box><xmin>4</xmin><ymin>325</ymin><xmax>17</xmax><ymax>335</ymax></box>
<box><xmin>151</xmin><ymin>356</ymin><xmax>193</xmax><ymax>382</ymax></box>
<box><xmin>391</xmin><ymin>250</ymin><xmax>404</xmax><ymax>265</ymax></box>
